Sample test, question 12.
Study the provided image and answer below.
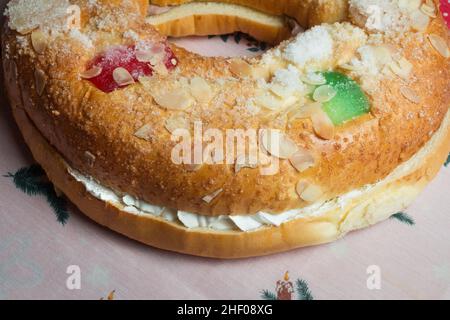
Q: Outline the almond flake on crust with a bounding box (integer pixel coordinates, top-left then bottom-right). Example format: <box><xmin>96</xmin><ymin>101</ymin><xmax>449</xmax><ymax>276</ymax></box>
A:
<box><xmin>135</xmin><ymin>50</ymin><xmax>153</xmax><ymax>63</ymax></box>
<box><xmin>420</xmin><ymin>0</ymin><xmax>436</xmax><ymax>18</ymax></box>
<box><xmin>260</xmin><ymin>129</ymin><xmax>299</xmax><ymax>159</ymax></box>
<box><xmin>301</xmin><ymin>72</ymin><xmax>326</xmax><ymax>85</ymax></box>
<box><xmin>410</xmin><ymin>10</ymin><xmax>430</xmax><ymax>31</ymax></box>
<box><xmin>235</xmin><ymin>155</ymin><xmax>258</xmax><ymax>173</ymax></box>
<box><xmin>151</xmin><ymin>90</ymin><xmax>194</xmax><ymax>110</ymax></box>
<box><xmin>34</xmin><ymin>68</ymin><xmax>47</xmax><ymax>96</ymax></box>
<box><xmin>164</xmin><ymin>114</ymin><xmax>190</xmax><ymax>133</ymax></box>
<box><xmin>296</xmin><ymin>180</ymin><xmax>323</xmax><ymax>202</ymax></box>
<box><xmin>428</xmin><ymin>34</ymin><xmax>450</xmax><ymax>58</ymax></box>
<box><xmin>153</xmin><ymin>63</ymin><xmax>168</xmax><ymax>76</ymax></box>
<box><xmin>400</xmin><ymin>86</ymin><xmax>421</xmax><ymax>104</ymax></box>
<box><xmin>189</xmin><ymin>77</ymin><xmax>213</xmax><ymax>103</ymax></box>
<box><xmin>311</xmin><ymin>109</ymin><xmax>335</xmax><ymax>140</ymax></box>
<box><xmin>313</xmin><ymin>85</ymin><xmax>337</xmax><ymax>103</ymax></box>
<box><xmin>80</xmin><ymin>66</ymin><xmax>103</xmax><ymax>79</ymax></box>
<box><xmin>31</xmin><ymin>29</ymin><xmax>47</xmax><ymax>54</ymax></box>
<box><xmin>134</xmin><ymin>124</ymin><xmax>153</xmax><ymax>141</ymax></box>
<box><xmin>84</xmin><ymin>151</ymin><xmax>96</xmax><ymax>167</ymax></box>
<box><xmin>112</xmin><ymin>67</ymin><xmax>135</xmax><ymax>86</ymax></box>
<box><xmin>185</xmin><ymin>163</ymin><xmax>202</xmax><ymax>172</ymax></box>
<box><xmin>289</xmin><ymin>148</ymin><xmax>316</xmax><ymax>172</ymax></box>
<box><xmin>202</xmin><ymin>188</ymin><xmax>223</xmax><ymax>203</ymax></box>
<box><xmin>389</xmin><ymin>57</ymin><xmax>413</xmax><ymax>80</ymax></box>
<box><xmin>229</xmin><ymin>60</ymin><xmax>253</xmax><ymax>78</ymax></box>
<box><xmin>291</xmin><ymin>102</ymin><xmax>322</xmax><ymax>120</ymax></box>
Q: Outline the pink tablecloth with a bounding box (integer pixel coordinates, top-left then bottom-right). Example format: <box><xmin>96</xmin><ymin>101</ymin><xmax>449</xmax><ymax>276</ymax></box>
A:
<box><xmin>1</xmin><ymin>1</ymin><xmax>450</xmax><ymax>300</ymax></box>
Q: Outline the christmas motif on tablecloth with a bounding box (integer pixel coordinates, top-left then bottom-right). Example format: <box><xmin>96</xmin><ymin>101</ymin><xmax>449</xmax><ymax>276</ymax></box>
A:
<box><xmin>100</xmin><ymin>290</ymin><xmax>115</xmax><ymax>300</ymax></box>
<box><xmin>390</xmin><ymin>212</ymin><xmax>415</xmax><ymax>226</ymax></box>
<box><xmin>261</xmin><ymin>272</ymin><xmax>314</xmax><ymax>300</ymax></box>
<box><xmin>276</xmin><ymin>271</ymin><xmax>294</xmax><ymax>300</ymax></box>
<box><xmin>208</xmin><ymin>32</ymin><xmax>268</xmax><ymax>52</ymax></box>
<box><xmin>3</xmin><ymin>164</ymin><xmax>69</xmax><ymax>225</ymax></box>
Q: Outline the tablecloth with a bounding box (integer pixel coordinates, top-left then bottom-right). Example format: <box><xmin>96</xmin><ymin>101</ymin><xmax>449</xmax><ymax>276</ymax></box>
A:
<box><xmin>0</xmin><ymin>1</ymin><xmax>449</xmax><ymax>300</ymax></box>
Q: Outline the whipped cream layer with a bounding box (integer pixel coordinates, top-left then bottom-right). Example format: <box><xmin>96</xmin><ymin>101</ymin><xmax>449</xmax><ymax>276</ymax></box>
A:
<box><xmin>66</xmin><ymin>108</ymin><xmax>449</xmax><ymax>233</ymax></box>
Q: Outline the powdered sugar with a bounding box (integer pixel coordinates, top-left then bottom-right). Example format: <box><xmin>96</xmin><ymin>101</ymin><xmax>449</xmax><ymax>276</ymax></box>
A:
<box><xmin>349</xmin><ymin>0</ymin><xmax>412</xmax><ymax>35</ymax></box>
<box><xmin>69</xmin><ymin>29</ymin><xmax>93</xmax><ymax>48</ymax></box>
<box><xmin>283</xmin><ymin>26</ymin><xmax>333</xmax><ymax>67</ymax></box>
<box><xmin>5</xmin><ymin>0</ymin><xmax>70</xmax><ymax>34</ymax></box>
<box><xmin>270</xmin><ymin>64</ymin><xmax>306</xmax><ymax>96</ymax></box>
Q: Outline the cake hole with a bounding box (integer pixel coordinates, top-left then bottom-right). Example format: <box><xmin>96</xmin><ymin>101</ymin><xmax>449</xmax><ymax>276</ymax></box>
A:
<box><xmin>147</xmin><ymin>4</ymin><xmax>301</xmax><ymax>57</ymax></box>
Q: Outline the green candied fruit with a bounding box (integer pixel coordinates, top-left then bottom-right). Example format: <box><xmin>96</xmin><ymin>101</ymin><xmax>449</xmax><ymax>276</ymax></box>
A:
<box><xmin>318</xmin><ymin>71</ymin><xmax>370</xmax><ymax>126</ymax></box>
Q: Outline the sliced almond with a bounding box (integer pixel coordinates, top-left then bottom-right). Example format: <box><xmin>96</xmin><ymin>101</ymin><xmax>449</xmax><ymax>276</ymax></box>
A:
<box><xmin>153</xmin><ymin>63</ymin><xmax>168</xmax><ymax>76</ymax></box>
<box><xmin>251</xmin><ymin>65</ymin><xmax>271</xmax><ymax>81</ymax></box>
<box><xmin>296</xmin><ymin>180</ymin><xmax>323</xmax><ymax>202</ymax></box>
<box><xmin>136</xmin><ymin>43</ymin><xmax>165</xmax><ymax>64</ymax></box>
<box><xmin>255</xmin><ymin>93</ymin><xmax>283</xmax><ymax>110</ymax></box>
<box><xmin>135</xmin><ymin>50</ymin><xmax>153</xmax><ymax>63</ymax></box>
<box><xmin>420</xmin><ymin>1</ymin><xmax>436</xmax><ymax>18</ymax></box>
<box><xmin>235</xmin><ymin>154</ymin><xmax>258</xmax><ymax>173</ymax></box>
<box><xmin>289</xmin><ymin>148</ymin><xmax>316</xmax><ymax>172</ymax></box>
<box><xmin>149</xmin><ymin>42</ymin><xmax>166</xmax><ymax>54</ymax></box>
<box><xmin>291</xmin><ymin>102</ymin><xmax>323</xmax><ymax>120</ymax></box>
<box><xmin>150</xmin><ymin>53</ymin><xmax>166</xmax><ymax>66</ymax></box>
<box><xmin>400</xmin><ymin>86</ymin><xmax>421</xmax><ymax>104</ymax></box>
<box><xmin>269</xmin><ymin>83</ymin><xmax>292</xmax><ymax>98</ymax></box>
<box><xmin>34</xmin><ymin>68</ymin><xmax>47</xmax><ymax>96</ymax></box>
<box><xmin>340</xmin><ymin>63</ymin><xmax>363</xmax><ymax>72</ymax></box>
<box><xmin>229</xmin><ymin>60</ymin><xmax>253</xmax><ymax>78</ymax></box>
<box><xmin>389</xmin><ymin>57</ymin><xmax>413</xmax><ymax>79</ymax></box>
<box><xmin>311</xmin><ymin>109</ymin><xmax>335</xmax><ymax>140</ymax></box>
<box><xmin>80</xmin><ymin>66</ymin><xmax>103</xmax><ymax>79</ymax></box>
<box><xmin>31</xmin><ymin>30</ymin><xmax>47</xmax><ymax>54</ymax></box>
<box><xmin>260</xmin><ymin>129</ymin><xmax>298</xmax><ymax>159</ymax></box>
<box><xmin>300</xmin><ymin>73</ymin><xmax>326</xmax><ymax>85</ymax></box>
<box><xmin>152</xmin><ymin>89</ymin><xmax>194</xmax><ymax>110</ymax></box>
<box><xmin>410</xmin><ymin>10</ymin><xmax>430</xmax><ymax>32</ymax></box>
<box><xmin>18</xmin><ymin>27</ymin><xmax>36</xmax><ymax>35</ymax></box>
<box><xmin>84</xmin><ymin>151</ymin><xmax>96</xmax><ymax>167</ymax></box>
<box><xmin>202</xmin><ymin>188</ymin><xmax>223</xmax><ymax>203</ymax></box>
<box><xmin>428</xmin><ymin>34</ymin><xmax>450</xmax><ymax>58</ymax></box>
<box><xmin>112</xmin><ymin>67</ymin><xmax>134</xmax><ymax>86</ymax></box>
<box><xmin>134</xmin><ymin>124</ymin><xmax>153</xmax><ymax>141</ymax></box>
<box><xmin>372</xmin><ymin>45</ymin><xmax>394</xmax><ymax>65</ymax></box>
<box><xmin>189</xmin><ymin>77</ymin><xmax>213</xmax><ymax>103</ymax></box>
<box><xmin>399</xmin><ymin>0</ymin><xmax>421</xmax><ymax>11</ymax></box>
<box><xmin>185</xmin><ymin>163</ymin><xmax>202</xmax><ymax>172</ymax></box>
<box><xmin>313</xmin><ymin>85</ymin><xmax>337</xmax><ymax>103</ymax></box>
<box><xmin>164</xmin><ymin>114</ymin><xmax>190</xmax><ymax>133</ymax></box>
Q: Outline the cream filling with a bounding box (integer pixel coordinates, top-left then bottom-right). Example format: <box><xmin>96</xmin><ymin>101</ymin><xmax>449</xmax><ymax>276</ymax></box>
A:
<box><xmin>68</xmin><ymin>111</ymin><xmax>449</xmax><ymax>232</ymax></box>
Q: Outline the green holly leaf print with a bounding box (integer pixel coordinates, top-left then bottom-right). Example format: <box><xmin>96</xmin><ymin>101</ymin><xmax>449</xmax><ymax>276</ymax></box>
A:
<box><xmin>5</xmin><ymin>164</ymin><xmax>69</xmax><ymax>225</ymax></box>
<box><xmin>390</xmin><ymin>212</ymin><xmax>415</xmax><ymax>226</ymax></box>
<box><xmin>260</xmin><ymin>290</ymin><xmax>277</xmax><ymax>300</ymax></box>
<box><xmin>295</xmin><ymin>279</ymin><xmax>314</xmax><ymax>300</ymax></box>
<box><xmin>220</xmin><ymin>34</ymin><xmax>229</xmax><ymax>42</ymax></box>
<box><xmin>234</xmin><ymin>33</ymin><xmax>242</xmax><ymax>44</ymax></box>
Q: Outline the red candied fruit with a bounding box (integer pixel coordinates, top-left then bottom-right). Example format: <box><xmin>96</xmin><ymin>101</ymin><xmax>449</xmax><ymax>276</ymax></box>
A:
<box><xmin>85</xmin><ymin>44</ymin><xmax>178</xmax><ymax>93</ymax></box>
<box><xmin>441</xmin><ymin>0</ymin><xmax>450</xmax><ymax>29</ymax></box>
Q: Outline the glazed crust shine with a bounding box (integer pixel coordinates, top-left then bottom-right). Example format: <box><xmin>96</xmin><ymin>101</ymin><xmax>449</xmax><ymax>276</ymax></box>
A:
<box><xmin>2</xmin><ymin>0</ymin><xmax>450</xmax><ymax>220</ymax></box>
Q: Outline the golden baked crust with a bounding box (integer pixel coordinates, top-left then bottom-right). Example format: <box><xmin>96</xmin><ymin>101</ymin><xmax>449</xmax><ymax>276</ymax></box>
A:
<box><xmin>8</xmin><ymin>104</ymin><xmax>450</xmax><ymax>258</ymax></box>
<box><xmin>2</xmin><ymin>0</ymin><xmax>450</xmax><ymax>220</ymax></box>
